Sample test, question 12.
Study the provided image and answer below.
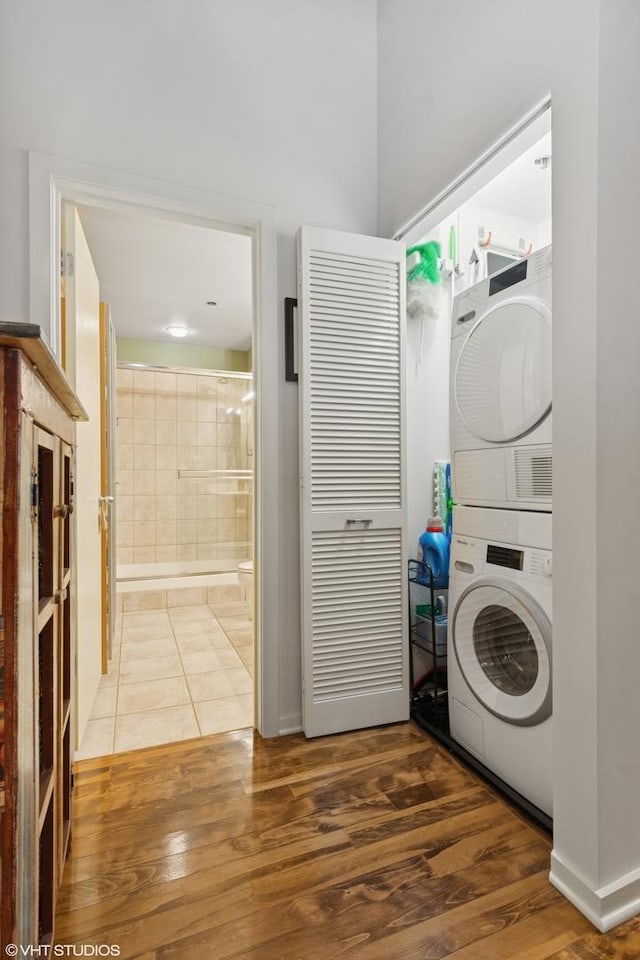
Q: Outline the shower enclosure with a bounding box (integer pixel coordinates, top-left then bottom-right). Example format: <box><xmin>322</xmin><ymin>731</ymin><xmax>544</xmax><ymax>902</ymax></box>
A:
<box><xmin>114</xmin><ymin>364</ymin><xmax>253</xmax><ymax>582</ymax></box>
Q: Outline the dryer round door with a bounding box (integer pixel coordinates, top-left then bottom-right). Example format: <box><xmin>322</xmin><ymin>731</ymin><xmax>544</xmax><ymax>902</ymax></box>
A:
<box><xmin>454</xmin><ymin>296</ymin><xmax>551</xmax><ymax>443</ymax></box>
<box><xmin>452</xmin><ymin>576</ymin><xmax>552</xmax><ymax>726</ymax></box>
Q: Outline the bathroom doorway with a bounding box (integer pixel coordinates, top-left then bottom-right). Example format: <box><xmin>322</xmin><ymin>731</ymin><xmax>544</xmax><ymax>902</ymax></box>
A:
<box><xmin>60</xmin><ymin>201</ymin><xmax>258</xmax><ymax>758</ymax></box>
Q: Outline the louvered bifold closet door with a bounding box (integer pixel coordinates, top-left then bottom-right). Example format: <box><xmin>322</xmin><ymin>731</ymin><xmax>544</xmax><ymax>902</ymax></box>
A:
<box><xmin>298</xmin><ymin>226</ymin><xmax>408</xmax><ymax>737</ymax></box>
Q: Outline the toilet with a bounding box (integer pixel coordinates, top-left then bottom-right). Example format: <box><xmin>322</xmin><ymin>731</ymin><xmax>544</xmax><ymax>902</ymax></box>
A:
<box><xmin>237</xmin><ymin>560</ymin><xmax>253</xmax><ymax>619</ymax></box>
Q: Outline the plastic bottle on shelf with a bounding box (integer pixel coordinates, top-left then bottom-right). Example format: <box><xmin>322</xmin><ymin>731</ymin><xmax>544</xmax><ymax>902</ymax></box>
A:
<box><xmin>417</xmin><ymin>517</ymin><xmax>450</xmax><ymax>584</ymax></box>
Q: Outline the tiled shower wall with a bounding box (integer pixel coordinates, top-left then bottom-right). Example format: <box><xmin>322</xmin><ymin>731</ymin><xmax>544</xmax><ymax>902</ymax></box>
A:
<box><xmin>115</xmin><ymin>367</ymin><xmax>253</xmax><ymax>572</ymax></box>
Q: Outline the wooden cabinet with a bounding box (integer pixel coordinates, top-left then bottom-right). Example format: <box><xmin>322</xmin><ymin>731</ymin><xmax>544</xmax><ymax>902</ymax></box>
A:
<box><xmin>0</xmin><ymin>325</ymin><xmax>86</xmax><ymax>948</ymax></box>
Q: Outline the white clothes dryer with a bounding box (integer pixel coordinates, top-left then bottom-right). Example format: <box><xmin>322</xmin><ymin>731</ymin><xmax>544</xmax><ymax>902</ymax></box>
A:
<box><xmin>448</xmin><ymin>505</ymin><xmax>553</xmax><ymax>817</ymax></box>
<box><xmin>450</xmin><ymin>245</ymin><xmax>552</xmax><ymax>511</ymax></box>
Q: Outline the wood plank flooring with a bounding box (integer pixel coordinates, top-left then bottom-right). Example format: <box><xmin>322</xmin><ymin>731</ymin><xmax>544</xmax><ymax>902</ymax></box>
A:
<box><xmin>55</xmin><ymin>722</ymin><xmax>640</xmax><ymax>959</ymax></box>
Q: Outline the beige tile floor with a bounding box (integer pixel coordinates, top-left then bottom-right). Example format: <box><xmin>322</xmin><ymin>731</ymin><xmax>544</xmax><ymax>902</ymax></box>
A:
<box><xmin>77</xmin><ymin>587</ymin><xmax>254</xmax><ymax>759</ymax></box>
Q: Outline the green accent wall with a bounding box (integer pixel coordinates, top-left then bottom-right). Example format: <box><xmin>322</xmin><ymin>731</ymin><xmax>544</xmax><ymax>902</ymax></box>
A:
<box><xmin>116</xmin><ymin>338</ymin><xmax>251</xmax><ymax>372</ymax></box>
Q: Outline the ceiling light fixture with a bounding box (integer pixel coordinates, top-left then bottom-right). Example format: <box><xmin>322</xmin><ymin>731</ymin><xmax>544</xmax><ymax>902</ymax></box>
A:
<box><xmin>165</xmin><ymin>324</ymin><xmax>190</xmax><ymax>338</ymax></box>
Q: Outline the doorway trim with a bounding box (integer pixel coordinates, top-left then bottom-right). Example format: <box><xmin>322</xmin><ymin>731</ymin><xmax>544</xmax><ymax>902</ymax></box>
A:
<box><xmin>28</xmin><ymin>150</ymin><xmax>280</xmax><ymax>737</ymax></box>
<box><xmin>393</xmin><ymin>95</ymin><xmax>551</xmax><ymax>245</ymax></box>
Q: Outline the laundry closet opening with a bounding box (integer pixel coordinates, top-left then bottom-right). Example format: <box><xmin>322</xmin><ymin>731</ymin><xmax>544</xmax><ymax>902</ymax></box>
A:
<box><xmin>400</xmin><ymin>103</ymin><xmax>552</xmax><ymax>551</ymax></box>
<box><xmin>401</xmin><ymin>100</ymin><xmax>553</xmax><ymax>827</ymax></box>
<box><xmin>60</xmin><ymin>201</ymin><xmax>257</xmax><ymax>759</ymax></box>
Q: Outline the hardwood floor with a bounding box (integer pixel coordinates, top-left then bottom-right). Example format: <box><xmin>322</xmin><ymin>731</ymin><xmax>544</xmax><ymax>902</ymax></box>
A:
<box><xmin>56</xmin><ymin>722</ymin><xmax>640</xmax><ymax>959</ymax></box>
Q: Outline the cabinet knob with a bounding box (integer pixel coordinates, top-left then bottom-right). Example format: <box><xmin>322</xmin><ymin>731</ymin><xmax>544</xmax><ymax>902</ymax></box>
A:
<box><xmin>54</xmin><ymin>504</ymin><xmax>69</xmax><ymax>519</ymax></box>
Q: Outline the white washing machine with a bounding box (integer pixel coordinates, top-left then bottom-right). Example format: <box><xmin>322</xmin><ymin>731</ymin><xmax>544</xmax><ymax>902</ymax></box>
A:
<box><xmin>450</xmin><ymin>245</ymin><xmax>552</xmax><ymax>511</ymax></box>
<box><xmin>448</xmin><ymin>505</ymin><xmax>553</xmax><ymax>817</ymax></box>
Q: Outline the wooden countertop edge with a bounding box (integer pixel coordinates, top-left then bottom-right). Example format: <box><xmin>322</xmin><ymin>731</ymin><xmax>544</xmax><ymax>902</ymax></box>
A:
<box><xmin>0</xmin><ymin>323</ymin><xmax>88</xmax><ymax>421</ymax></box>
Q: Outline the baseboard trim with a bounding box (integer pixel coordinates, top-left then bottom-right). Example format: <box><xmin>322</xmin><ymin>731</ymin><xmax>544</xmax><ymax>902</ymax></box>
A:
<box><xmin>550</xmin><ymin>849</ymin><xmax>640</xmax><ymax>931</ymax></box>
<box><xmin>278</xmin><ymin>714</ymin><xmax>303</xmax><ymax>736</ymax></box>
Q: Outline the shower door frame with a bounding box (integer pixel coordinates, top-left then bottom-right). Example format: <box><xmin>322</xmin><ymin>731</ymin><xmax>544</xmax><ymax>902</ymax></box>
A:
<box><xmin>115</xmin><ymin>362</ymin><xmax>254</xmax><ymax>583</ymax></box>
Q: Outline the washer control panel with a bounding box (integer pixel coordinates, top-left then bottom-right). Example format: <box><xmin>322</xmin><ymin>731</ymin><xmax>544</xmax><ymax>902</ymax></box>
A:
<box><xmin>452</xmin><ymin>535</ymin><xmax>552</xmax><ymax>582</ymax></box>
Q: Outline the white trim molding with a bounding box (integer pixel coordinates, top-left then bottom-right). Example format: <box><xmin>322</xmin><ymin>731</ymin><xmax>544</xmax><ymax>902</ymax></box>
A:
<box><xmin>278</xmin><ymin>714</ymin><xmax>303</xmax><ymax>736</ymax></box>
<box><xmin>28</xmin><ymin>150</ymin><xmax>281</xmax><ymax>738</ymax></box>
<box><xmin>550</xmin><ymin>850</ymin><xmax>640</xmax><ymax>932</ymax></box>
<box><xmin>394</xmin><ymin>97</ymin><xmax>551</xmax><ymax>248</ymax></box>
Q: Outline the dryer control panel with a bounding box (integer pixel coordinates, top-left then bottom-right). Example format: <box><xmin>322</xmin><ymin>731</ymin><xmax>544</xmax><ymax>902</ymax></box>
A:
<box><xmin>485</xmin><ymin>542</ymin><xmax>551</xmax><ymax>579</ymax></box>
<box><xmin>486</xmin><ymin>544</ymin><xmax>523</xmax><ymax>570</ymax></box>
<box><xmin>451</xmin><ymin>242</ymin><xmax>552</xmax><ymax>338</ymax></box>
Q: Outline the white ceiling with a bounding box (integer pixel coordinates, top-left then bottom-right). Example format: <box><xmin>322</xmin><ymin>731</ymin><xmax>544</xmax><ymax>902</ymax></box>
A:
<box><xmin>78</xmin><ymin>205</ymin><xmax>253</xmax><ymax>350</ymax></box>
<box><xmin>471</xmin><ymin>132</ymin><xmax>552</xmax><ymax>224</ymax></box>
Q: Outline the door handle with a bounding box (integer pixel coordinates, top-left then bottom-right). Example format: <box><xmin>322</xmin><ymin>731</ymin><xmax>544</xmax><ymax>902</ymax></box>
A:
<box><xmin>98</xmin><ymin>496</ymin><xmax>113</xmax><ymax>532</ymax></box>
<box><xmin>284</xmin><ymin>297</ymin><xmax>298</xmax><ymax>383</ymax></box>
<box><xmin>346</xmin><ymin>518</ymin><xmax>373</xmax><ymax>527</ymax></box>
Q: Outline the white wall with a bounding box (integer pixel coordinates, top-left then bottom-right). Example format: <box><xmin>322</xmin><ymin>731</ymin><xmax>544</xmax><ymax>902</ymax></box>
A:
<box><xmin>405</xmin><ymin>273</ymin><xmax>451</xmax><ymax>553</ymax></box>
<box><xmin>0</xmin><ymin>0</ymin><xmax>378</xmax><ymax>734</ymax></box>
<box><xmin>591</xmin><ymin>0</ymin><xmax>640</xmax><ymax>889</ymax></box>
<box><xmin>455</xmin><ymin>203</ymin><xmax>548</xmax><ymax>287</ymax></box>
<box><xmin>380</xmin><ymin>0</ymin><xmax>640</xmax><ymax>931</ymax></box>
<box><xmin>377</xmin><ymin>0</ymin><xmax>565</xmax><ymax>238</ymax></box>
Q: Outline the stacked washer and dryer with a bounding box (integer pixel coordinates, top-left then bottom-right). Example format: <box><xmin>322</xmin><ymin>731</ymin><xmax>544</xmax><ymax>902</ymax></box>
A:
<box><xmin>448</xmin><ymin>245</ymin><xmax>553</xmax><ymax>818</ymax></box>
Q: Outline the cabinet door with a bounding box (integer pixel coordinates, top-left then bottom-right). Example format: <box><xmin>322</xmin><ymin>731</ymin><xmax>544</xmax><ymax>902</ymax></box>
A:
<box><xmin>33</xmin><ymin>426</ymin><xmax>58</xmax><ymax>946</ymax></box>
<box><xmin>10</xmin><ymin>411</ymin><xmax>38</xmax><ymax>950</ymax></box>
<box><xmin>0</xmin><ymin>345</ymin><xmax>80</xmax><ymax>951</ymax></box>
<box><xmin>298</xmin><ymin>226</ymin><xmax>408</xmax><ymax>737</ymax></box>
<box><xmin>57</xmin><ymin>442</ymin><xmax>73</xmax><ymax>868</ymax></box>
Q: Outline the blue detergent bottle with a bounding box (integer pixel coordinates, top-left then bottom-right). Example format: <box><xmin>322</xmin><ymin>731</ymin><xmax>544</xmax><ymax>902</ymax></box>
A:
<box><xmin>417</xmin><ymin>517</ymin><xmax>450</xmax><ymax>585</ymax></box>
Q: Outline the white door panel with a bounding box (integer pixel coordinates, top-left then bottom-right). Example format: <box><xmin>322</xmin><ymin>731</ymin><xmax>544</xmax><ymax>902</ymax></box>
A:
<box><xmin>298</xmin><ymin>226</ymin><xmax>407</xmax><ymax>737</ymax></box>
<box><xmin>65</xmin><ymin>205</ymin><xmax>102</xmax><ymax>746</ymax></box>
<box><xmin>106</xmin><ymin>311</ymin><xmax>117</xmax><ymax>661</ymax></box>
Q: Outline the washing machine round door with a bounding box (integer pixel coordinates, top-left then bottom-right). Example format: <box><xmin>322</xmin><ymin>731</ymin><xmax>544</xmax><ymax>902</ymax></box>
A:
<box><xmin>452</xmin><ymin>577</ymin><xmax>552</xmax><ymax>725</ymax></box>
<box><xmin>454</xmin><ymin>296</ymin><xmax>551</xmax><ymax>443</ymax></box>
